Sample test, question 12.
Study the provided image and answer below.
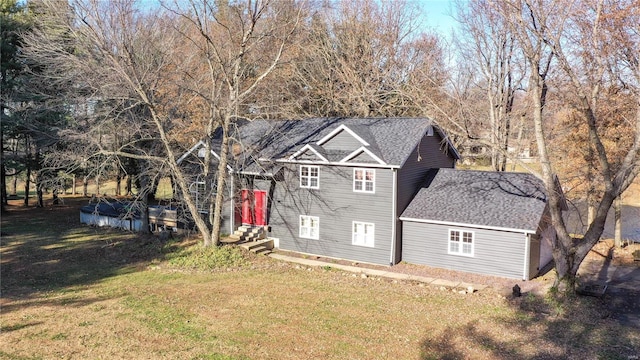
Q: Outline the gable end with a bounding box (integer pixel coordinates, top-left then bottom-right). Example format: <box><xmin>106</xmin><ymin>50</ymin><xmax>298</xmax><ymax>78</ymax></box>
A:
<box><xmin>317</xmin><ymin>124</ymin><xmax>369</xmax><ymax>148</ymax></box>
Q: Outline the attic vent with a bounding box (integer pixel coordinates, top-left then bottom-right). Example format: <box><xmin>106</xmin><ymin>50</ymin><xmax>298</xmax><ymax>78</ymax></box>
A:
<box><xmin>426</xmin><ymin>126</ymin><xmax>434</xmax><ymax>136</ymax></box>
<box><xmin>198</xmin><ymin>148</ymin><xmax>207</xmax><ymax>158</ymax></box>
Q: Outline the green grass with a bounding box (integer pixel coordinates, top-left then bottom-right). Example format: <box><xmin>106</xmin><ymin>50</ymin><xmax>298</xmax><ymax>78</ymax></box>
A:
<box><xmin>6</xmin><ymin>177</ymin><xmax>174</xmax><ymax>199</ymax></box>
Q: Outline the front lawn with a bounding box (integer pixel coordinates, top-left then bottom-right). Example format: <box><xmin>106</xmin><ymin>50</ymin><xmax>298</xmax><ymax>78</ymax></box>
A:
<box><xmin>1</xmin><ymin>197</ymin><xmax>637</xmax><ymax>359</ymax></box>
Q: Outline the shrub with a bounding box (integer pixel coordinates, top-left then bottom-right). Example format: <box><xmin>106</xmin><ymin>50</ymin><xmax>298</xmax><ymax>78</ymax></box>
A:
<box><xmin>165</xmin><ymin>244</ymin><xmax>248</xmax><ymax>270</ymax></box>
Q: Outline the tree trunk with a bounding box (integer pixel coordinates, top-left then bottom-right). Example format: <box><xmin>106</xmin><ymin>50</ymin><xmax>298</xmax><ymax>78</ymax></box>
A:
<box><xmin>511</xmin><ymin>115</ymin><xmax>525</xmax><ymax>172</ymax></box>
<box><xmin>614</xmin><ymin>195</ymin><xmax>622</xmax><ymax>248</ymax></box>
<box><xmin>72</xmin><ymin>174</ymin><xmax>76</xmax><ymax>195</ymax></box>
<box><xmin>24</xmin><ymin>167</ymin><xmax>31</xmax><ymax>207</ymax></box>
<box><xmin>148</xmin><ymin>176</ymin><xmax>159</xmax><ymax>202</ymax></box>
<box><xmin>0</xmin><ymin>125</ymin><xmax>6</xmax><ymax>212</ymax></box>
<box><xmin>11</xmin><ymin>175</ymin><xmax>18</xmax><ymax>196</ymax></box>
<box><xmin>115</xmin><ymin>171</ymin><xmax>122</xmax><ymax>196</ymax></box>
<box><xmin>126</xmin><ymin>175</ymin><xmax>132</xmax><ymax>196</ymax></box>
<box><xmin>0</xmin><ymin>163</ymin><xmax>6</xmax><ymax>211</ymax></box>
<box><xmin>36</xmin><ymin>177</ymin><xmax>44</xmax><ymax>208</ymax></box>
<box><xmin>170</xmin><ymin>176</ymin><xmax>176</xmax><ymax>200</ymax></box>
<box><xmin>210</xmin><ymin>116</ymin><xmax>232</xmax><ymax>246</ymax></box>
<box><xmin>137</xmin><ymin>172</ymin><xmax>151</xmax><ymax>234</ymax></box>
<box><xmin>83</xmin><ymin>176</ymin><xmax>89</xmax><ymax>197</ymax></box>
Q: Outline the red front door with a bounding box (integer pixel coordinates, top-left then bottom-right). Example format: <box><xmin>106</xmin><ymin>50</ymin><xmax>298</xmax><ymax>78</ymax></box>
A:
<box><xmin>253</xmin><ymin>190</ymin><xmax>267</xmax><ymax>226</ymax></box>
<box><xmin>240</xmin><ymin>189</ymin><xmax>268</xmax><ymax>226</ymax></box>
<box><xmin>241</xmin><ymin>189</ymin><xmax>253</xmax><ymax>225</ymax></box>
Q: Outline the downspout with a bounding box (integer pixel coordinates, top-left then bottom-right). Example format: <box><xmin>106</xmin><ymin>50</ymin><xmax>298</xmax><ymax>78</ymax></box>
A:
<box><xmin>523</xmin><ymin>233</ymin><xmax>531</xmax><ymax>281</ymax></box>
<box><xmin>229</xmin><ymin>174</ymin><xmax>235</xmax><ymax>234</ymax></box>
<box><xmin>390</xmin><ymin>168</ymin><xmax>398</xmax><ymax>266</ymax></box>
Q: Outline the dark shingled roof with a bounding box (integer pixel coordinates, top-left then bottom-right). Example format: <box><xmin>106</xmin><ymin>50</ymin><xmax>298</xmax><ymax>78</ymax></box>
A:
<box><xmin>401</xmin><ymin>169</ymin><xmax>548</xmax><ymax>233</ymax></box>
<box><xmin>215</xmin><ymin>117</ymin><xmax>457</xmax><ymax>173</ymax></box>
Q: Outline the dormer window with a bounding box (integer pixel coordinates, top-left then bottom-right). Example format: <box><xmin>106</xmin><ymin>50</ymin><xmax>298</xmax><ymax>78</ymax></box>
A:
<box><xmin>353</xmin><ymin>168</ymin><xmax>375</xmax><ymax>193</ymax></box>
<box><xmin>300</xmin><ymin>165</ymin><xmax>319</xmax><ymax>189</ymax></box>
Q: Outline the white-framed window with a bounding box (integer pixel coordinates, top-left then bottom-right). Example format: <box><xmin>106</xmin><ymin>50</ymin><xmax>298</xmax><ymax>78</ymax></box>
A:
<box><xmin>299</xmin><ymin>215</ymin><xmax>319</xmax><ymax>240</ymax></box>
<box><xmin>352</xmin><ymin>221</ymin><xmax>375</xmax><ymax>247</ymax></box>
<box><xmin>300</xmin><ymin>165</ymin><xmax>320</xmax><ymax>189</ymax></box>
<box><xmin>448</xmin><ymin>229</ymin><xmax>474</xmax><ymax>256</ymax></box>
<box><xmin>189</xmin><ymin>175</ymin><xmax>214</xmax><ymax>213</ymax></box>
<box><xmin>353</xmin><ymin>168</ymin><xmax>375</xmax><ymax>193</ymax></box>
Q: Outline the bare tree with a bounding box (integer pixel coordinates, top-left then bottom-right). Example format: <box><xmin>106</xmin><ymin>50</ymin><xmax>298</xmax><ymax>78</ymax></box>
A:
<box><xmin>455</xmin><ymin>0</ymin><xmax>525</xmax><ymax>171</ymax></box>
<box><xmin>164</xmin><ymin>0</ymin><xmax>303</xmax><ymax>245</ymax></box>
<box><xmin>22</xmin><ymin>0</ymin><xmax>304</xmax><ymax>245</ymax></box>
<box><xmin>492</xmin><ymin>0</ymin><xmax>640</xmax><ymax>291</ymax></box>
<box><xmin>268</xmin><ymin>0</ymin><xmax>445</xmax><ymax>119</ymax></box>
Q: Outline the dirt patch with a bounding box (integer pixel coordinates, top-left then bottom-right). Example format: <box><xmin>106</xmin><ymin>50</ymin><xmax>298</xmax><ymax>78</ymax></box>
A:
<box><xmin>624</xmin><ymin>179</ymin><xmax>640</xmax><ymax>207</ymax></box>
<box><xmin>585</xmin><ymin>239</ymin><xmax>640</xmax><ymax>266</ymax></box>
<box><xmin>273</xmin><ymin>250</ymin><xmax>553</xmax><ymax>296</ymax></box>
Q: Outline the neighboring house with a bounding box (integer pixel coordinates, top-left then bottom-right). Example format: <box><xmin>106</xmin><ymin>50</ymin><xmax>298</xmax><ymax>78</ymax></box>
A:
<box><xmin>400</xmin><ymin>169</ymin><xmax>555</xmax><ymax>280</ymax></box>
<box><xmin>179</xmin><ymin>117</ymin><xmax>555</xmax><ymax>280</ymax></box>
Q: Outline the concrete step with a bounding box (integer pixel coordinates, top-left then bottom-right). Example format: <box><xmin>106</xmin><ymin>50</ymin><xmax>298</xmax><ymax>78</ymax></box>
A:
<box><xmin>221</xmin><ymin>234</ymin><xmax>243</xmax><ymax>244</ymax></box>
<box><xmin>239</xmin><ymin>239</ymin><xmax>274</xmax><ymax>255</ymax></box>
<box><xmin>249</xmin><ymin>245</ymin><xmax>271</xmax><ymax>255</ymax></box>
<box><xmin>245</xmin><ymin>233</ymin><xmax>266</xmax><ymax>242</ymax></box>
<box><xmin>234</xmin><ymin>226</ymin><xmax>266</xmax><ymax>240</ymax></box>
<box><xmin>237</xmin><ymin>225</ymin><xmax>253</xmax><ymax>232</ymax></box>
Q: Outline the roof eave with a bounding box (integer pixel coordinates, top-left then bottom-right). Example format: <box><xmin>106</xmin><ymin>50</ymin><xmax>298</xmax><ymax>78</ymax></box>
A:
<box><xmin>398</xmin><ymin>217</ymin><xmax>537</xmax><ymax>234</ymax></box>
<box><xmin>275</xmin><ymin>158</ymin><xmax>400</xmax><ymax>169</ymax></box>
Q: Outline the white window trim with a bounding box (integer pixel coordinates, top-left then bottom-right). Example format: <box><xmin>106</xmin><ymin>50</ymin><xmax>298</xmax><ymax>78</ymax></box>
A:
<box><xmin>448</xmin><ymin>229</ymin><xmax>475</xmax><ymax>257</ymax></box>
<box><xmin>288</xmin><ymin>144</ymin><xmax>329</xmax><ymax>162</ymax></box>
<box><xmin>299</xmin><ymin>215</ymin><xmax>319</xmax><ymax>240</ymax></box>
<box><xmin>299</xmin><ymin>165</ymin><xmax>320</xmax><ymax>189</ymax></box>
<box><xmin>352</xmin><ymin>221</ymin><xmax>375</xmax><ymax>248</ymax></box>
<box><xmin>317</xmin><ymin>124</ymin><xmax>370</xmax><ymax>146</ymax></box>
<box><xmin>189</xmin><ymin>177</ymin><xmax>215</xmax><ymax>214</ymax></box>
<box><xmin>340</xmin><ymin>147</ymin><xmax>386</xmax><ymax>165</ymax></box>
<box><xmin>353</xmin><ymin>168</ymin><xmax>375</xmax><ymax>193</ymax></box>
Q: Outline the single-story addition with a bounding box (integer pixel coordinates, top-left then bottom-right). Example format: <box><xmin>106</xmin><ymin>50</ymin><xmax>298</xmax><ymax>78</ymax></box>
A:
<box><xmin>400</xmin><ymin>168</ymin><xmax>556</xmax><ymax>280</ymax></box>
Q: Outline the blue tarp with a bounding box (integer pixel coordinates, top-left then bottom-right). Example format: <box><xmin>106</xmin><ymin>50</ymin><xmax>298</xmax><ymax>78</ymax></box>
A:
<box><xmin>80</xmin><ymin>202</ymin><xmax>141</xmax><ymax>218</ymax></box>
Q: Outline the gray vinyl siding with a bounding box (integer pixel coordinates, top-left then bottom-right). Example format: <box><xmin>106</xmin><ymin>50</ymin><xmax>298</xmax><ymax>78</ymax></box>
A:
<box><xmin>397</xmin><ymin>132</ymin><xmax>456</xmax><ymax>213</ymax></box>
<box><xmin>322</xmin><ymin>130</ymin><xmax>365</xmax><ymax>150</ymax></box>
<box><xmin>351</xmin><ymin>151</ymin><xmax>378</xmax><ymax>163</ymax></box>
<box><xmin>179</xmin><ymin>152</ymin><xmax>234</xmax><ymax>235</ymax></box>
<box><xmin>218</xmin><ymin>200</ymin><xmax>233</xmax><ymax>235</ymax></box>
<box><xmin>298</xmin><ymin>151</ymin><xmax>321</xmax><ymax>161</ymax></box>
<box><xmin>216</xmin><ymin>179</ymin><xmax>236</xmax><ymax>235</ymax></box>
<box><xmin>392</xmin><ymin>133</ymin><xmax>456</xmax><ymax>264</ymax></box>
<box><xmin>270</xmin><ymin>164</ymin><xmax>394</xmax><ymax>265</ymax></box>
<box><xmin>401</xmin><ymin>221</ymin><xmax>528</xmax><ymax>279</ymax></box>
<box><xmin>528</xmin><ymin>235</ymin><xmax>541</xmax><ymax>280</ymax></box>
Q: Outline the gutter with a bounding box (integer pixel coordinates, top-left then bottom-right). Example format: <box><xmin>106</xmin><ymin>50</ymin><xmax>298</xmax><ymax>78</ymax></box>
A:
<box><xmin>229</xmin><ymin>175</ymin><xmax>235</xmax><ymax>234</ymax></box>
<box><xmin>275</xmin><ymin>159</ymin><xmax>400</xmax><ymax>169</ymax></box>
<box><xmin>390</xmin><ymin>168</ymin><xmax>398</xmax><ymax>266</ymax></box>
<box><xmin>398</xmin><ymin>217</ymin><xmax>536</xmax><ymax>235</ymax></box>
<box><xmin>523</xmin><ymin>234</ymin><xmax>531</xmax><ymax>281</ymax></box>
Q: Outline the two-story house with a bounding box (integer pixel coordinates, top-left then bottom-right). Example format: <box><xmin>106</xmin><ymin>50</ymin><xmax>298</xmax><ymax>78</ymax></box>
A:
<box><xmin>179</xmin><ymin>117</ymin><xmax>555</xmax><ymax>280</ymax></box>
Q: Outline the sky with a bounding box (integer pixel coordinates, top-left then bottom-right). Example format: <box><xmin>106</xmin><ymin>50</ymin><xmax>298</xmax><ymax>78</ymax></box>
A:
<box><xmin>134</xmin><ymin>0</ymin><xmax>462</xmax><ymax>36</ymax></box>
<box><xmin>416</xmin><ymin>0</ymin><xmax>460</xmax><ymax>38</ymax></box>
